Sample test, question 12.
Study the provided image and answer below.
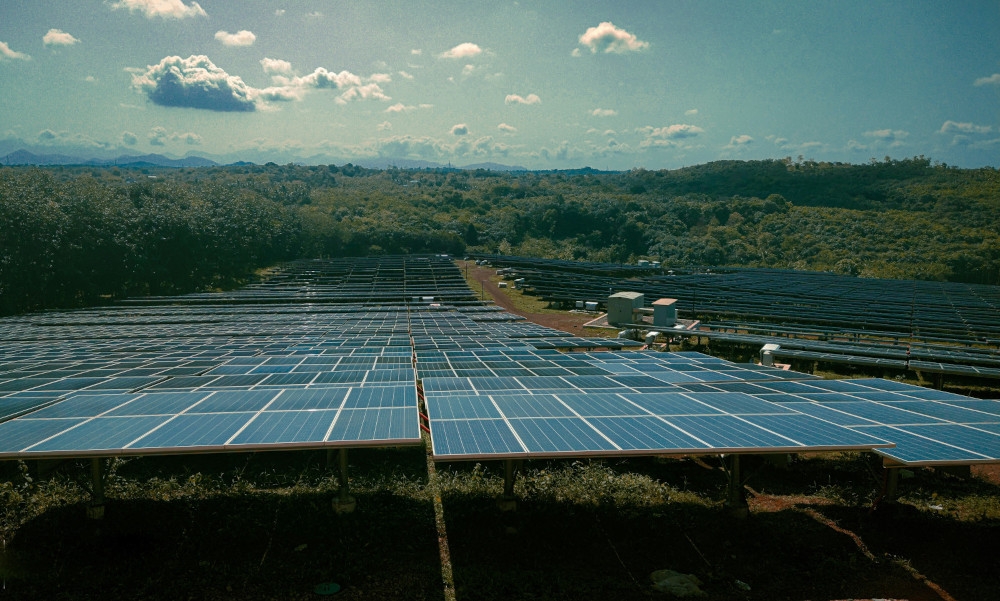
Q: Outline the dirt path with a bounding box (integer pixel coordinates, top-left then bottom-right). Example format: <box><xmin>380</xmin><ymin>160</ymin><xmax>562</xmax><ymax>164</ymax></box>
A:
<box><xmin>461</xmin><ymin>261</ymin><xmax>596</xmax><ymax>335</ymax></box>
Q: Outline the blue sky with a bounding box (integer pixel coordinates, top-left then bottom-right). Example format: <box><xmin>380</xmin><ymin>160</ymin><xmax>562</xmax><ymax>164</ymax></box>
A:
<box><xmin>1</xmin><ymin>0</ymin><xmax>998</xmax><ymax>169</ymax></box>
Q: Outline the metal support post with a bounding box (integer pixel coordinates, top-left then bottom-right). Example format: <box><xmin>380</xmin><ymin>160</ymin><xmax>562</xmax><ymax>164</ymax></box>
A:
<box><xmin>332</xmin><ymin>448</ymin><xmax>356</xmax><ymax>514</ymax></box>
<box><xmin>497</xmin><ymin>459</ymin><xmax>518</xmax><ymax>512</ymax></box>
<box><xmin>725</xmin><ymin>455</ymin><xmax>749</xmax><ymax>518</ymax></box>
<box><xmin>87</xmin><ymin>458</ymin><xmax>105</xmax><ymax>520</ymax></box>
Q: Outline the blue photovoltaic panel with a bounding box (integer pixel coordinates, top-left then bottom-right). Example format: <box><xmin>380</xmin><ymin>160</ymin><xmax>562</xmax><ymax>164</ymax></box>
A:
<box><xmin>427</xmin><ymin>395</ymin><xmax>502</xmax><ymax>420</ymax></box>
<box><xmin>105</xmin><ymin>391</ymin><xmax>209</xmax><ymax>416</ymax></box>
<box><xmin>266</xmin><ymin>388</ymin><xmax>348</xmax><ymax>411</ymax></box>
<box><xmin>27</xmin><ymin>394</ymin><xmax>135</xmax><ymax>419</ymax></box>
<box><xmin>775</xmin><ymin>402</ymin><xmax>879</xmax><ymax>426</ymax></box>
<box><xmin>683</xmin><ymin>392</ymin><xmax>798</xmax><ymax>415</ymax></box>
<box><xmin>229</xmin><ymin>410</ymin><xmax>339</xmax><ymax>445</ymax></box>
<box><xmin>815</xmin><ymin>402</ymin><xmax>946</xmax><ymax>426</ymax></box>
<box><xmin>739</xmin><ymin>414</ymin><xmax>889</xmax><ymax>448</ymax></box>
<box><xmin>587</xmin><ymin>416</ymin><xmax>709</xmax><ymax>451</ymax></box>
<box><xmin>556</xmin><ymin>393</ymin><xmax>643</xmax><ymax>417</ymax></box>
<box><xmin>129</xmin><ymin>413</ymin><xmax>256</xmax><ymax>449</ymax></box>
<box><xmin>661</xmin><ymin>415</ymin><xmax>798</xmax><ymax>449</ymax></box>
<box><xmin>186</xmin><ymin>390</ymin><xmax>279</xmax><ymax>413</ymax></box>
<box><xmin>492</xmin><ymin>394</ymin><xmax>576</xmax><ymax>418</ymax></box>
<box><xmin>429</xmin><ymin>419</ymin><xmax>524</xmax><ymax>456</ymax></box>
<box><xmin>0</xmin><ymin>418</ymin><xmax>86</xmax><ymax>453</ymax></box>
<box><xmin>622</xmin><ymin>392</ymin><xmax>724</xmax><ymax>416</ymax></box>
<box><xmin>343</xmin><ymin>385</ymin><xmax>416</xmax><ymax>409</ymax></box>
<box><xmin>327</xmin><ymin>407</ymin><xmax>418</xmax><ymax>442</ymax></box>
<box><xmin>508</xmin><ymin>417</ymin><xmax>617</xmax><ymax>454</ymax></box>
<box><xmin>853</xmin><ymin>426</ymin><xmax>988</xmax><ymax>464</ymax></box>
<box><xmin>27</xmin><ymin>416</ymin><xmax>172</xmax><ymax>454</ymax></box>
<box><xmin>880</xmin><ymin>401</ymin><xmax>1000</xmax><ymax>424</ymax></box>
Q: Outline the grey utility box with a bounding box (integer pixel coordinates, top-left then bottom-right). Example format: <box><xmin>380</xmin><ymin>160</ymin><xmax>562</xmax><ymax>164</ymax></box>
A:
<box><xmin>608</xmin><ymin>291</ymin><xmax>644</xmax><ymax>325</ymax></box>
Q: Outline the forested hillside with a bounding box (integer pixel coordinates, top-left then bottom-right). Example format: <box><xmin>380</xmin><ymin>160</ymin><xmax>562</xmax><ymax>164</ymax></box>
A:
<box><xmin>2</xmin><ymin>157</ymin><xmax>998</xmax><ymax>315</ymax></box>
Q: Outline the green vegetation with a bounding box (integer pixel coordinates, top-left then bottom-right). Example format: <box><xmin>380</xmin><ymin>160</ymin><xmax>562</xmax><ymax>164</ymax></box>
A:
<box><xmin>3</xmin><ymin>157</ymin><xmax>999</xmax><ymax>315</ymax></box>
<box><xmin>3</xmin><ymin>451</ymin><xmax>999</xmax><ymax>600</ymax></box>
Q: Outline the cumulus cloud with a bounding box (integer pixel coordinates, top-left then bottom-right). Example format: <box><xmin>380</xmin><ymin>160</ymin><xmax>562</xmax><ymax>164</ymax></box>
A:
<box><xmin>577</xmin><ymin>22</ymin><xmax>649</xmax><ymax>55</ymax></box>
<box><xmin>385</xmin><ymin>103</ymin><xmax>416</xmax><ymax>113</ymax></box>
<box><xmin>639</xmin><ymin>124</ymin><xmax>705</xmax><ymax>148</ymax></box>
<box><xmin>0</xmin><ymin>41</ymin><xmax>30</xmax><ymax>61</ymax></box>
<box><xmin>133</xmin><ymin>55</ymin><xmax>390</xmax><ymax>111</ymax></box>
<box><xmin>368</xmin><ymin>73</ymin><xmax>392</xmax><ymax>83</ymax></box>
<box><xmin>723</xmin><ymin>135</ymin><xmax>753</xmax><ymax>151</ymax></box>
<box><xmin>398</xmin><ymin>70</ymin><xmax>414</xmax><ymax>80</ymax></box>
<box><xmin>864</xmin><ymin>128</ymin><xmax>908</xmax><ymax>147</ymax></box>
<box><xmin>149</xmin><ymin>126</ymin><xmax>201</xmax><ymax>145</ymax></box>
<box><xmin>973</xmin><ymin>73</ymin><xmax>1000</xmax><ymax>87</ymax></box>
<box><xmin>439</xmin><ymin>42</ymin><xmax>482</xmax><ymax>59</ymax></box>
<box><xmin>110</xmin><ymin>0</ymin><xmax>207</xmax><ymax>19</ymax></box>
<box><xmin>215</xmin><ymin>30</ymin><xmax>256</xmax><ymax>47</ymax></box>
<box><xmin>451</xmin><ymin>124</ymin><xmax>469</xmax><ymax>136</ymax></box>
<box><xmin>121</xmin><ymin>131</ymin><xmax>138</xmax><ymax>146</ymax></box>
<box><xmin>131</xmin><ymin>55</ymin><xmax>257</xmax><ymax>111</ymax></box>
<box><xmin>505</xmin><ymin>93</ymin><xmax>541</xmax><ymax>105</ymax></box>
<box><xmin>498</xmin><ymin>123</ymin><xmax>517</xmax><ymax>133</ymax></box>
<box><xmin>377</xmin><ymin>121</ymin><xmax>392</xmax><ymax>131</ymax></box>
<box><xmin>939</xmin><ymin>120</ymin><xmax>991</xmax><ymax>134</ymax></box>
<box><xmin>684</xmin><ymin>109</ymin><xmax>698</xmax><ymax>116</ymax></box>
<box><xmin>43</xmin><ymin>29</ymin><xmax>80</xmax><ymax>47</ymax></box>
<box><xmin>274</xmin><ymin>9</ymin><xmax>285</xmax><ymax>16</ymax></box>
<box><xmin>260</xmin><ymin>57</ymin><xmax>293</xmax><ymax>75</ymax></box>
<box><xmin>590</xmin><ymin>108</ymin><xmax>617</xmax><ymax>117</ymax></box>
<box><xmin>35</xmin><ymin>129</ymin><xmax>112</xmax><ymax>149</ymax></box>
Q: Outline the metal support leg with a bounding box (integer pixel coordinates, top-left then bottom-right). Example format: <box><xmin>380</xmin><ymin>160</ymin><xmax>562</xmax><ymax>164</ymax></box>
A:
<box><xmin>332</xmin><ymin>448</ymin><xmax>356</xmax><ymax>514</ymax></box>
<box><xmin>497</xmin><ymin>459</ymin><xmax>518</xmax><ymax>512</ymax></box>
<box><xmin>725</xmin><ymin>455</ymin><xmax>748</xmax><ymax>518</ymax></box>
<box><xmin>883</xmin><ymin>466</ymin><xmax>900</xmax><ymax>502</ymax></box>
<box><xmin>87</xmin><ymin>458</ymin><xmax>105</xmax><ymax>520</ymax></box>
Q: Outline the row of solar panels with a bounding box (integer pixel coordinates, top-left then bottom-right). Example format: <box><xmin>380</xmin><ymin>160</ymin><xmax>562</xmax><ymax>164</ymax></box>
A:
<box><xmin>1</xmin><ymin>255</ymin><xmax>999</xmax><ymax>470</ymax></box>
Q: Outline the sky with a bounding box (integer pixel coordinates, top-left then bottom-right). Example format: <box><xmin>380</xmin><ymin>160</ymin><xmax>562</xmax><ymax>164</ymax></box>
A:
<box><xmin>1</xmin><ymin>0</ymin><xmax>998</xmax><ymax>170</ymax></box>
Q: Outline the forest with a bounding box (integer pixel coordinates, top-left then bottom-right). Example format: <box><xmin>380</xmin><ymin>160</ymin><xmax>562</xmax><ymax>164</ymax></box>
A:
<box><xmin>2</xmin><ymin>157</ymin><xmax>999</xmax><ymax>315</ymax></box>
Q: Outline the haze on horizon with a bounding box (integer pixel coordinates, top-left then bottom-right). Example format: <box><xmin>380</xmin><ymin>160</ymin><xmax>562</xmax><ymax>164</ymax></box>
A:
<box><xmin>1</xmin><ymin>0</ymin><xmax>998</xmax><ymax>170</ymax></box>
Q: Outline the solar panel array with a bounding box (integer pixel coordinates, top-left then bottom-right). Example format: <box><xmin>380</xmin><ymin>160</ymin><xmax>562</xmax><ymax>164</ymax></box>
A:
<box><xmin>2</xmin><ymin>255</ymin><xmax>999</xmax><ymax>468</ymax></box>
<box><xmin>478</xmin><ymin>256</ymin><xmax>1000</xmax><ymax>378</ymax></box>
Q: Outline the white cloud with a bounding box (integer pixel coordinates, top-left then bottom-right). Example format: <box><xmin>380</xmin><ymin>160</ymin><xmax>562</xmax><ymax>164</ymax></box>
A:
<box><xmin>973</xmin><ymin>73</ymin><xmax>1000</xmax><ymax>87</ymax></box>
<box><xmin>306</xmin><ymin>11</ymin><xmax>323</xmax><ymax>19</ymax></box>
<box><xmin>462</xmin><ymin>64</ymin><xmax>476</xmax><ymax>76</ymax></box>
<box><xmin>505</xmin><ymin>93</ymin><xmax>541</xmax><ymax>105</ymax></box>
<box><xmin>398</xmin><ymin>70</ymin><xmax>414</xmax><ymax>80</ymax></box>
<box><xmin>369</xmin><ymin>73</ymin><xmax>392</xmax><ymax>83</ymax></box>
<box><xmin>684</xmin><ymin>109</ymin><xmax>698</xmax><ymax>116</ymax></box>
<box><xmin>590</xmin><ymin>108</ymin><xmax>617</xmax><ymax>117</ymax></box>
<box><xmin>43</xmin><ymin>29</ymin><xmax>80</xmax><ymax>47</ymax></box>
<box><xmin>121</xmin><ymin>131</ymin><xmax>138</xmax><ymax>145</ymax></box>
<box><xmin>36</xmin><ymin>129</ymin><xmax>112</xmax><ymax>149</ymax></box>
<box><xmin>411</xmin><ymin>49</ymin><xmax>422</xmax><ymax>55</ymax></box>
<box><xmin>724</xmin><ymin>135</ymin><xmax>753</xmax><ymax>151</ymax></box>
<box><xmin>439</xmin><ymin>43</ymin><xmax>482</xmax><ymax>59</ymax></box>
<box><xmin>84</xmin><ymin>75</ymin><xmax>97</xmax><ymax>82</ymax></box>
<box><xmin>939</xmin><ymin>120</ymin><xmax>991</xmax><ymax>134</ymax></box>
<box><xmin>377</xmin><ymin>121</ymin><xmax>392</xmax><ymax>131</ymax></box>
<box><xmin>0</xmin><ymin>41</ymin><xmax>30</xmax><ymax>61</ymax></box>
<box><xmin>215</xmin><ymin>30</ymin><xmax>256</xmax><ymax>47</ymax></box>
<box><xmin>639</xmin><ymin>124</ymin><xmax>705</xmax><ymax>148</ymax></box>
<box><xmin>498</xmin><ymin>123</ymin><xmax>517</xmax><ymax>133</ymax></box>
<box><xmin>386</xmin><ymin>103</ymin><xmax>416</xmax><ymax>113</ymax></box>
<box><xmin>110</xmin><ymin>0</ymin><xmax>207</xmax><ymax>19</ymax></box>
<box><xmin>131</xmin><ymin>55</ymin><xmax>257</xmax><ymax>111</ymax></box>
<box><xmin>260</xmin><ymin>57</ymin><xmax>293</xmax><ymax>75</ymax></box>
<box><xmin>451</xmin><ymin>123</ymin><xmax>468</xmax><ymax>136</ymax></box>
<box><xmin>149</xmin><ymin>126</ymin><xmax>201</xmax><ymax>146</ymax></box>
<box><xmin>864</xmin><ymin>128</ymin><xmax>908</xmax><ymax>147</ymax></box>
<box><xmin>577</xmin><ymin>22</ymin><xmax>649</xmax><ymax>55</ymax></box>
<box><xmin>274</xmin><ymin>9</ymin><xmax>285</xmax><ymax>16</ymax></box>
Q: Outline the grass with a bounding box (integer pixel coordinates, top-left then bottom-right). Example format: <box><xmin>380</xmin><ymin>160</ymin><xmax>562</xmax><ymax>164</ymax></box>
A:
<box><xmin>2</xmin><ymin>449</ymin><xmax>1000</xmax><ymax>600</ymax></box>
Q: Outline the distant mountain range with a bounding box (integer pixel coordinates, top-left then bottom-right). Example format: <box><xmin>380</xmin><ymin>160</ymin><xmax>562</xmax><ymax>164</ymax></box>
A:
<box><xmin>1</xmin><ymin>147</ymin><xmax>529</xmax><ymax>171</ymax></box>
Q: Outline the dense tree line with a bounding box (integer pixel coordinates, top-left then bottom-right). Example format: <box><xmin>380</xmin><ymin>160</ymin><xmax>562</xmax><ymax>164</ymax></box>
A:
<box><xmin>2</xmin><ymin>157</ymin><xmax>998</xmax><ymax>315</ymax></box>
